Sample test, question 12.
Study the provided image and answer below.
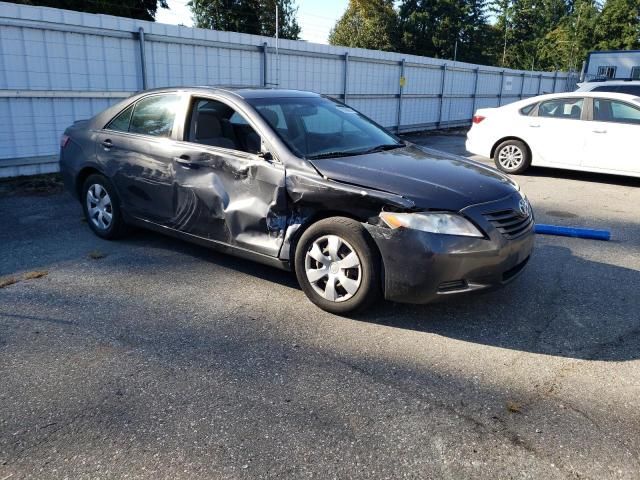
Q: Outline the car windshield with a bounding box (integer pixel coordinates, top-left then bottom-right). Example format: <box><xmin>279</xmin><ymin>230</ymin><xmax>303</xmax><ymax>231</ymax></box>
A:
<box><xmin>246</xmin><ymin>96</ymin><xmax>403</xmax><ymax>159</ymax></box>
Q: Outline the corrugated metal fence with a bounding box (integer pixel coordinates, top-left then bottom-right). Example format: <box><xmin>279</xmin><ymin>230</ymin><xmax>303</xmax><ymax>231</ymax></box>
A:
<box><xmin>0</xmin><ymin>1</ymin><xmax>578</xmax><ymax>177</ymax></box>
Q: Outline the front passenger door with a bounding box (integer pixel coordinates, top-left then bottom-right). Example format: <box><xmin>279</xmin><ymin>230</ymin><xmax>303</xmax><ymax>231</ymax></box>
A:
<box><xmin>169</xmin><ymin>97</ymin><xmax>288</xmax><ymax>258</ymax></box>
<box><xmin>582</xmin><ymin>98</ymin><xmax>640</xmax><ymax>175</ymax></box>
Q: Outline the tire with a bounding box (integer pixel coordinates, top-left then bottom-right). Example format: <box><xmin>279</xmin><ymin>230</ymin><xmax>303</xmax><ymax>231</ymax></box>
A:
<box><xmin>294</xmin><ymin>217</ymin><xmax>381</xmax><ymax>315</ymax></box>
<box><xmin>81</xmin><ymin>174</ymin><xmax>127</xmax><ymax>240</ymax></box>
<box><xmin>494</xmin><ymin>139</ymin><xmax>531</xmax><ymax>174</ymax></box>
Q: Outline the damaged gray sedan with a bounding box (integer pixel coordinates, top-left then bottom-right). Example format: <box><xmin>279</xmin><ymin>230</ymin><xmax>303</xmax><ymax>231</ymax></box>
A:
<box><xmin>60</xmin><ymin>87</ymin><xmax>534</xmax><ymax>314</ymax></box>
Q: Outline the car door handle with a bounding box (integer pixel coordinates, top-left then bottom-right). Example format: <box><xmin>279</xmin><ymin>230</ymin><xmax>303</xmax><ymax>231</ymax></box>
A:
<box><xmin>173</xmin><ymin>155</ymin><xmax>198</xmax><ymax>168</ymax></box>
<box><xmin>101</xmin><ymin>139</ymin><xmax>112</xmax><ymax>149</ymax></box>
<box><xmin>528</xmin><ymin>124</ymin><xmax>540</xmax><ymax>128</ymax></box>
<box><xmin>592</xmin><ymin>129</ymin><xmax>607</xmax><ymax>134</ymax></box>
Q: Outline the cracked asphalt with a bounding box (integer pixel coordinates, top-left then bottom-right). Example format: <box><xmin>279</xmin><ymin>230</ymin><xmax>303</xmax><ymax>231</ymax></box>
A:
<box><xmin>1</xmin><ymin>134</ymin><xmax>639</xmax><ymax>479</ymax></box>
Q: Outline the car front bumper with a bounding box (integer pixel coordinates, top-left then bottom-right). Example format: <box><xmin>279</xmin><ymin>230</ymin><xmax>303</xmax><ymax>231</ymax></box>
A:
<box><xmin>364</xmin><ymin>193</ymin><xmax>534</xmax><ymax>304</ymax></box>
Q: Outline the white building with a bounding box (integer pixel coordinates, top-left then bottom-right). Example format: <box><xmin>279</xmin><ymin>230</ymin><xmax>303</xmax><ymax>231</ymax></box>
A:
<box><xmin>583</xmin><ymin>50</ymin><xmax>640</xmax><ymax>81</ymax></box>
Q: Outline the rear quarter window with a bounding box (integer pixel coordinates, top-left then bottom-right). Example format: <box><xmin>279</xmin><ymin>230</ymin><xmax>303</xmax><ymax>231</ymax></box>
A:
<box><xmin>519</xmin><ymin>103</ymin><xmax>536</xmax><ymax>115</ymax></box>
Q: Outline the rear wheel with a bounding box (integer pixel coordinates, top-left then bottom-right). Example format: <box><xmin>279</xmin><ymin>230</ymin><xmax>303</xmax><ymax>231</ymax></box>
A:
<box><xmin>494</xmin><ymin>139</ymin><xmax>531</xmax><ymax>174</ymax></box>
<box><xmin>82</xmin><ymin>174</ymin><xmax>127</xmax><ymax>239</ymax></box>
<box><xmin>294</xmin><ymin>217</ymin><xmax>381</xmax><ymax>315</ymax></box>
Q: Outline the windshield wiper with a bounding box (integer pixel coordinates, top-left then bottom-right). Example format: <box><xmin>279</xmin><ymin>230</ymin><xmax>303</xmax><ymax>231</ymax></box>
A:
<box><xmin>306</xmin><ymin>150</ymin><xmax>363</xmax><ymax>160</ymax></box>
<box><xmin>359</xmin><ymin>143</ymin><xmax>405</xmax><ymax>154</ymax></box>
<box><xmin>307</xmin><ymin>143</ymin><xmax>405</xmax><ymax>160</ymax></box>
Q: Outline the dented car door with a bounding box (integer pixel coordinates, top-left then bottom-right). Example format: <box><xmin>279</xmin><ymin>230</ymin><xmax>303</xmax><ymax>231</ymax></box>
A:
<box><xmin>168</xmin><ymin>97</ymin><xmax>288</xmax><ymax>258</ymax></box>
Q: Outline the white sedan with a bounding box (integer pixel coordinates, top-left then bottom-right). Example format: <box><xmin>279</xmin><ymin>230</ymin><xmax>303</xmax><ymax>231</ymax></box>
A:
<box><xmin>466</xmin><ymin>91</ymin><xmax>640</xmax><ymax>178</ymax></box>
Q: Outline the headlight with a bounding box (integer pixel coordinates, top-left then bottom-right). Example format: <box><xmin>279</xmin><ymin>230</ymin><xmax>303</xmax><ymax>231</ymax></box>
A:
<box><xmin>380</xmin><ymin>212</ymin><xmax>484</xmax><ymax>237</ymax></box>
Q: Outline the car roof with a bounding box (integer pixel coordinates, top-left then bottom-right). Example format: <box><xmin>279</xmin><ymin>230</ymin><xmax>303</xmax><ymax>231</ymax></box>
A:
<box><xmin>520</xmin><ymin>91</ymin><xmax>640</xmax><ymax>103</ymax></box>
<box><xmin>133</xmin><ymin>86</ymin><xmax>321</xmax><ymax>100</ymax></box>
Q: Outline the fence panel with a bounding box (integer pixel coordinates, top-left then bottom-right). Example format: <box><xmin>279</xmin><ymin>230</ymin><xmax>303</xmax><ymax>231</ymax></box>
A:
<box><xmin>0</xmin><ymin>1</ymin><xmax>578</xmax><ymax>177</ymax></box>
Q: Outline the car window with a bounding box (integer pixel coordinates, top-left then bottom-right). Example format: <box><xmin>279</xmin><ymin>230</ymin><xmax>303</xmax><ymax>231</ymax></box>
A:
<box><xmin>616</xmin><ymin>86</ymin><xmax>640</xmax><ymax>96</ymax></box>
<box><xmin>106</xmin><ymin>104</ymin><xmax>134</xmax><ymax>132</ymax></box>
<box><xmin>187</xmin><ymin>98</ymin><xmax>261</xmax><ymax>154</ymax></box>
<box><xmin>519</xmin><ymin>103</ymin><xmax>536</xmax><ymax>115</ymax></box>
<box><xmin>129</xmin><ymin>94</ymin><xmax>180</xmax><ymax>138</ymax></box>
<box><xmin>247</xmin><ymin>96</ymin><xmax>400</xmax><ymax>159</ymax></box>
<box><xmin>538</xmin><ymin>98</ymin><xmax>583</xmax><ymax>120</ymax></box>
<box><xmin>593</xmin><ymin>99</ymin><xmax>640</xmax><ymax>125</ymax></box>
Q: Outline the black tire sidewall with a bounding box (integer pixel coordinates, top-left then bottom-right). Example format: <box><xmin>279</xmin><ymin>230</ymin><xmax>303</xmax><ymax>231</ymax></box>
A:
<box><xmin>82</xmin><ymin>174</ymin><xmax>124</xmax><ymax>239</ymax></box>
<box><xmin>294</xmin><ymin>217</ymin><xmax>380</xmax><ymax>315</ymax></box>
<box><xmin>494</xmin><ymin>140</ymin><xmax>531</xmax><ymax>174</ymax></box>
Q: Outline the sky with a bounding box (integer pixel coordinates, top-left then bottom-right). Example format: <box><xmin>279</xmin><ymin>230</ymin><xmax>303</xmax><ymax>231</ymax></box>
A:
<box><xmin>154</xmin><ymin>0</ymin><xmax>349</xmax><ymax>45</ymax></box>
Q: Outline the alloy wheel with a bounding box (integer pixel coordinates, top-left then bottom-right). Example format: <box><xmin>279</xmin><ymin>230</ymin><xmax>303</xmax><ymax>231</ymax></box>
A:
<box><xmin>498</xmin><ymin>145</ymin><xmax>524</xmax><ymax>171</ymax></box>
<box><xmin>304</xmin><ymin>234</ymin><xmax>362</xmax><ymax>303</ymax></box>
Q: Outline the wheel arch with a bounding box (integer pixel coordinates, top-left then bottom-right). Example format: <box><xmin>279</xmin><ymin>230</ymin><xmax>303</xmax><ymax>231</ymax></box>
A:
<box><xmin>75</xmin><ymin>166</ymin><xmax>105</xmax><ymax>199</ymax></box>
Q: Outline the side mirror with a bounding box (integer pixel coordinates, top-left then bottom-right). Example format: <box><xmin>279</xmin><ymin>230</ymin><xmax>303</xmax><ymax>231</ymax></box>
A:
<box><xmin>257</xmin><ymin>150</ymin><xmax>273</xmax><ymax>161</ymax></box>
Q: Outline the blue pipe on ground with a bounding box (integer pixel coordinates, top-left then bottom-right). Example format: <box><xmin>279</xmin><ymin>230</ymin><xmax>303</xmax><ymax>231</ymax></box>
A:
<box><xmin>534</xmin><ymin>224</ymin><xmax>611</xmax><ymax>241</ymax></box>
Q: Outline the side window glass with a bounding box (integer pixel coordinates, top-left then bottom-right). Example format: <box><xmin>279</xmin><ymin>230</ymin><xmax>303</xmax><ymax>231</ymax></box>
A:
<box><xmin>538</xmin><ymin>98</ymin><xmax>583</xmax><ymax>120</ymax></box>
<box><xmin>106</xmin><ymin>104</ymin><xmax>134</xmax><ymax>132</ymax></box>
<box><xmin>617</xmin><ymin>86</ymin><xmax>640</xmax><ymax>96</ymax></box>
<box><xmin>594</xmin><ymin>99</ymin><xmax>640</xmax><ymax>124</ymax></box>
<box><xmin>129</xmin><ymin>94</ymin><xmax>180</xmax><ymax>138</ymax></box>
<box><xmin>188</xmin><ymin>99</ymin><xmax>261</xmax><ymax>154</ymax></box>
<box><xmin>519</xmin><ymin>103</ymin><xmax>536</xmax><ymax>115</ymax></box>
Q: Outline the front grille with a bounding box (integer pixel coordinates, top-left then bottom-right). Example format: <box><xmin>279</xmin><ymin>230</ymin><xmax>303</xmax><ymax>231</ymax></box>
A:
<box><xmin>483</xmin><ymin>208</ymin><xmax>533</xmax><ymax>239</ymax></box>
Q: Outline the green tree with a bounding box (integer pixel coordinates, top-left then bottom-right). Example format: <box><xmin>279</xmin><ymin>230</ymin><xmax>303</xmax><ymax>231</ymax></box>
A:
<box><xmin>594</xmin><ymin>0</ymin><xmax>640</xmax><ymax>50</ymax></box>
<box><xmin>190</xmin><ymin>0</ymin><xmax>300</xmax><ymax>39</ymax></box>
<box><xmin>329</xmin><ymin>0</ymin><xmax>399</xmax><ymax>51</ymax></box>
<box><xmin>10</xmin><ymin>0</ymin><xmax>168</xmax><ymax>21</ymax></box>
<box><xmin>492</xmin><ymin>0</ymin><xmax>573</xmax><ymax>70</ymax></box>
<box><xmin>398</xmin><ymin>0</ymin><xmax>495</xmax><ymax>62</ymax></box>
<box><xmin>537</xmin><ymin>0</ymin><xmax>600</xmax><ymax>71</ymax></box>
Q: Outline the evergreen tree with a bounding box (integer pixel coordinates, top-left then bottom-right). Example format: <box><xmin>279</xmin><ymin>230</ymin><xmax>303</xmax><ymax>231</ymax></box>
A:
<box><xmin>10</xmin><ymin>0</ymin><xmax>168</xmax><ymax>21</ymax></box>
<box><xmin>538</xmin><ymin>0</ymin><xmax>600</xmax><ymax>71</ymax></box>
<box><xmin>189</xmin><ymin>0</ymin><xmax>300</xmax><ymax>39</ymax></box>
<box><xmin>328</xmin><ymin>0</ymin><xmax>399</xmax><ymax>51</ymax></box>
<box><xmin>398</xmin><ymin>1</ymin><xmax>495</xmax><ymax>62</ymax></box>
<box><xmin>594</xmin><ymin>0</ymin><xmax>640</xmax><ymax>50</ymax></box>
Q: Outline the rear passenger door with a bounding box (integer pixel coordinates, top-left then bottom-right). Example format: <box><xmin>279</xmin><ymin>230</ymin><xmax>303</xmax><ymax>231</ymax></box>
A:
<box><xmin>582</xmin><ymin>97</ymin><xmax>640</xmax><ymax>175</ymax></box>
<box><xmin>96</xmin><ymin>93</ymin><xmax>186</xmax><ymax>223</ymax></box>
<box><xmin>168</xmin><ymin>96</ymin><xmax>288</xmax><ymax>257</ymax></box>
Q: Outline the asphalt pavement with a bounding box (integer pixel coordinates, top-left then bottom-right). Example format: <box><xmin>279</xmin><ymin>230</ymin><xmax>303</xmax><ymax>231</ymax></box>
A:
<box><xmin>1</xmin><ymin>134</ymin><xmax>639</xmax><ymax>479</ymax></box>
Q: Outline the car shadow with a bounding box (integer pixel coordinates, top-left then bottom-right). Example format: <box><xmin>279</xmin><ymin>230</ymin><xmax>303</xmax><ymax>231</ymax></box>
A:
<box><xmin>123</xmin><ymin>230</ymin><xmax>639</xmax><ymax>362</ymax></box>
<box><xmin>357</xmin><ymin>243</ymin><xmax>639</xmax><ymax>362</ymax></box>
<box><xmin>521</xmin><ymin>166</ymin><xmax>640</xmax><ymax>187</ymax></box>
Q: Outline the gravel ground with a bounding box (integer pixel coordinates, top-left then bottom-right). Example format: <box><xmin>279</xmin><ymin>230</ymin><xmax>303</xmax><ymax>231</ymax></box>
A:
<box><xmin>1</xmin><ymin>135</ymin><xmax>639</xmax><ymax>479</ymax></box>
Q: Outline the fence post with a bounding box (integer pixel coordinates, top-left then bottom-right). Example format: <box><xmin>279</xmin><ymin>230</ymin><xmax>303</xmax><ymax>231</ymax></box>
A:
<box><xmin>396</xmin><ymin>59</ymin><xmax>405</xmax><ymax>133</ymax></box>
<box><xmin>137</xmin><ymin>27</ymin><xmax>147</xmax><ymax>90</ymax></box>
<box><xmin>343</xmin><ymin>52</ymin><xmax>349</xmax><ymax>103</ymax></box>
<box><xmin>537</xmin><ymin>73</ymin><xmax>543</xmax><ymax>94</ymax></box>
<box><xmin>471</xmin><ymin>68</ymin><xmax>479</xmax><ymax>117</ymax></box>
<box><xmin>552</xmin><ymin>70</ymin><xmax>558</xmax><ymax>93</ymax></box>
<box><xmin>438</xmin><ymin>65</ymin><xmax>447</xmax><ymax>127</ymax></box>
<box><xmin>262</xmin><ymin>42</ymin><xmax>268</xmax><ymax>87</ymax></box>
<box><xmin>519</xmin><ymin>73</ymin><xmax>525</xmax><ymax>100</ymax></box>
<box><xmin>498</xmin><ymin>70</ymin><xmax>504</xmax><ymax>106</ymax></box>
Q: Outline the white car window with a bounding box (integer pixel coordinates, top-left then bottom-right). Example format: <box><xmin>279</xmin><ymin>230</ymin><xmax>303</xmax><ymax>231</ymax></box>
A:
<box><xmin>594</xmin><ymin>99</ymin><xmax>640</xmax><ymax>125</ymax></box>
<box><xmin>538</xmin><ymin>98</ymin><xmax>583</xmax><ymax>120</ymax></box>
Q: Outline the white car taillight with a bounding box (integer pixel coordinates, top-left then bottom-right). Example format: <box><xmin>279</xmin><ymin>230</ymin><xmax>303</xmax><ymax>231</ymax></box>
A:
<box><xmin>472</xmin><ymin>115</ymin><xmax>486</xmax><ymax>124</ymax></box>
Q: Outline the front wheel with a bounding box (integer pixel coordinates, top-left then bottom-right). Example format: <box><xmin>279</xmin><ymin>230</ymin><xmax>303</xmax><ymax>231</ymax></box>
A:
<box><xmin>294</xmin><ymin>217</ymin><xmax>381</xmax><ymax>315</ymax></box>
<box><xmin>494</xmin><ymin>139</ymin><xmax>531</xmax><ymax>174</ymax></box>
